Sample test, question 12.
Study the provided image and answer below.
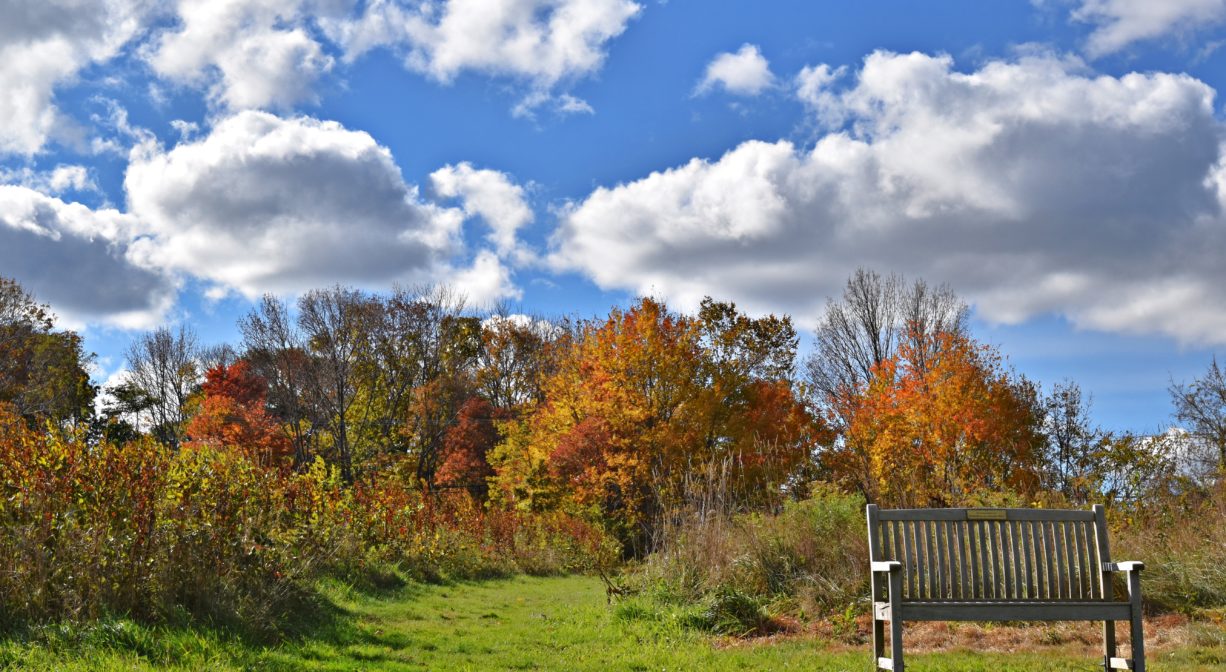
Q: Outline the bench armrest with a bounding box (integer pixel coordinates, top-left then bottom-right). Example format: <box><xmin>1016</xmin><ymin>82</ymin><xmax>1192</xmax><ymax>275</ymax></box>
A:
<box><xmin>872</xmin><ymin>561</ymin><xmax>902</xmax><ymax>573</ymax></box>
<box><xmin>1103</xmin><ymin>561</ymin><xmax>1145</xmax><ymax>572</ymax></box>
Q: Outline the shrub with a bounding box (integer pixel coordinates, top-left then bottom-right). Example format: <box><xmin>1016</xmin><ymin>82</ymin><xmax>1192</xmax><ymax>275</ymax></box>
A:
<box><xmin>699</xmin><ymin>586</ymin><xmax>772</xmax><ymax>636</ymax></box>
<box><xmin>0</xmin><ymin>404</ymin><xmax>616</xmax><ymax>635</ymax></box>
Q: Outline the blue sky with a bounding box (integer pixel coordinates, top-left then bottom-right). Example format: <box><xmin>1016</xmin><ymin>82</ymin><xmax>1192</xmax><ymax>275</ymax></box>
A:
<box><xmin>2</xmin><ymin>0</ymin><xmax>1226</xmax><ymax>432</ymax></box>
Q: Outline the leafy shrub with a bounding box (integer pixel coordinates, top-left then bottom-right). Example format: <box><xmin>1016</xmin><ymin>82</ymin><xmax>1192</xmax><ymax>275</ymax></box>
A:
<box><xmin>0</xmin><ymin>404</ymin><xmax>615</xmax><ymax>635</ymax></box>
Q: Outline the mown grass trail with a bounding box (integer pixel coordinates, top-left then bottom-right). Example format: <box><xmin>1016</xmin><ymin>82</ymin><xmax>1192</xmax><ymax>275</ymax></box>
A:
<box><xmin>1</xmin><ymin>575</ymin><xmax>1223</xmax><ymax>670</ymax></box>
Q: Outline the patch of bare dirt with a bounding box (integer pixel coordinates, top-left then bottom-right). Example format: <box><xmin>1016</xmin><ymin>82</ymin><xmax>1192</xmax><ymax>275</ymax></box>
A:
<box><xmin>713</xmin><ymin>611</ymin><xmax>1224</xmax><ymax>657</ymax></box>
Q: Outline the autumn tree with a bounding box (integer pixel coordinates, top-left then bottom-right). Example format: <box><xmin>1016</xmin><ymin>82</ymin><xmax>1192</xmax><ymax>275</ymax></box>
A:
<box><xmin>241</xmin><ymin>295</ymin><xmax>316</xmax><ymax>465</ymax></box>
<box><xmin>298</xmin><ymin>286</ymin><xmax>377</xmax><ymax>482</ymax></box>
<box><xmin>185</xmin><ymin>360</ymin><xmax>292</xmax><ymax>467</ymax></box>
<box><xmin>1039</xmin><ymin>380</ymin><xmax>1102</xmax><ymax>503</ymax></box>
<box><xmin>492</xmin><ymin>297</ymin><xmax>819</xmax><ymax>554</ymax></box>
<box><xmin>1170</xmin><ymin>357</ymin><xmax>1226</xmax><ymax>473</ymax></box>
<box><xmin>692</xmin><ymin>298</ymin><xmax>821</xmax><ymax>503</ymax></box>
<box><xmin>366</xmin><ymin>286</ymin><xmax>481</xmax><ymax>487</ymax></box>
<box><xmin>243</xmin><ymin>285</ymin><xmax>486</xmax><ymax>483</ymax></box>
<box><xmin>806</xmin><ymin>269</ymin><xmax>968</xmax><ymax>400</ymax></box>
<box><xmin>434</xmin><ymin>396</ymin><xmax>512</xmax><ymax>499</ymax></box>
<box><xmin>807</xmin><ymin>269</ymin><xmax>969</xmax><ymax>497</ymax></box>
<box><xmin>833</xmin><ymin>330</ymin><xmax>1045</xmax><ymax>507</ymax></box>
<box><xmin>0</xmin><ymin>277</ymin><xmax>94</xmax><ymax>426</ymax></box>
<box><xmin>475</xmin><ymin>309</ymin><xmax>560</xmax><ymax>412</ymax></box>
<box><xmin>122</xmin><ymin>325</ymin><xmax>200</xmax><ymax>448</ymax></box>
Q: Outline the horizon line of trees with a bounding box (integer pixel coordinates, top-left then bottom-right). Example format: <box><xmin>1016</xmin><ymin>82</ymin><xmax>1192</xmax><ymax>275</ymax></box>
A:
<box><xmin>2</xmin><ymin>271</ymin><xmax>1223</xmax><ymax>554</ymax></box>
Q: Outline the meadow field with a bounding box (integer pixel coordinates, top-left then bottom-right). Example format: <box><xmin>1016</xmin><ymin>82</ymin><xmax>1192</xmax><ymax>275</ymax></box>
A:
<box><xmin>2</xmin><ymin>575</ymin><xmax>1223</xmax><ymax>671</ymax></box>
<box><xmin>2</xmin><ymin>275</ymin><xmax>1226</xmax><ymax>670</ymax></box>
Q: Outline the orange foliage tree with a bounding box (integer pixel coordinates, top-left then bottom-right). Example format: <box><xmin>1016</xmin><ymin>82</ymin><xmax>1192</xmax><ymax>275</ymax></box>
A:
<box><xmin>828</xmin><ymin>330</ymin><xmax>1044</xmax><ymax>507</ymax></box>
<box><xmin>491</xmin><ymin>297</ymin><xmax>822</xmax><ymax>554</ymax></box>
<box><xmin>185</xmin><ymin>360</ymin><xmax>292</xmax><ymax>468</ymax></box>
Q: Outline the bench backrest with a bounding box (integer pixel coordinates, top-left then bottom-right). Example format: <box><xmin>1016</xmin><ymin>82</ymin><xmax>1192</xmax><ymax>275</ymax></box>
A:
<box><xmin>867</xmin><ymin>505</ymin><xmax>1113</xmax><ymax>602</ymax></box>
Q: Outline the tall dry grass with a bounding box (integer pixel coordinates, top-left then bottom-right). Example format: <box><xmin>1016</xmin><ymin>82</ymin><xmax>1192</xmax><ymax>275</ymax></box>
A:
<box><xmin>1113</xmin><ymin>484</ymin><xmax>1226</xmax><ymax>614</ymax></box>
<box><xmin>633</xmin><ymin>455</ymin><xmax>867</xmax><ymax>633</ymax></box>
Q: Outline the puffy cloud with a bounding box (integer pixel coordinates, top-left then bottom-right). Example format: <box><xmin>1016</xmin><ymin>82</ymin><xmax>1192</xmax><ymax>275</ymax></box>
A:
<box><xmin>328</xmin><ymin>0</ymin><xmax>640</xmax><ymax>110</ymax></box>
<box><xmin>447</xmin><ymin>249</ymin><xmax>522</xmax><ymax>306</ymax></box>
<box><xmin>696</xmin><ymin>44</ymin><xmax>775</xmax><ymax>96</ymax></box>
<box><xmin>430</xmin><ymin>162</ymin><xmax>534</xmax><ymax>262</ymax></box>
<box><xmin>1069</xmin><ymin>0</ymin><xmax>1226</xmax><ymax>56</ymax></box>
<box><xmin>0</xmin><ymin>0</ymin><xmax>153</xmax><ymax>155</ymax></box>
<box><xmin>794</xmin><ymin>63</ymin><xmax>847</xmax><ymax>124</ymax></box>
<box><xmin>145</xmin><ymin>0</ymin><xmax>338</xmax><ymax>110</ymax></box>
<box><xmin>144</xmin><ymin>0</ymin><xmax>640</xmax><ymax>114</ymax></box>
<box><xmin>551</xmin><ymin>51</ymin><xmax>1226</xmax><ymax>344</ymax></box>
<box><xmin>335</xmin><ymin>0</ymin><xmax>640</xmax><ymax>84</ymax></box>
<box><xmin>0</xmin><ymin>185</ymin><xmax>175</xmax><ymax>329</ymax></box>
<box><xmin>124</xmin><ymin>110</ymin><xmax>466</xmax><ymax>297</ymax></box>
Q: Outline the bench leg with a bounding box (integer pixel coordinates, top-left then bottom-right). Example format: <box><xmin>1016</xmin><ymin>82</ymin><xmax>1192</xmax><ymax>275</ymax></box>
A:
<box><xmin>1129</xmin><ymin>612</ymin><xmax>1145</xmax><ymax>672</ymax></box>
<box><xmin>872</xmin><ymin>615</ymin><xmax>884</xmax><ymax>666</ymax></box>
<box><xmin>1102</xmin><ymin>621</ymin><xmax>1116</xmax><ymax>672</ymax></box>
<box><xmin>1128</xmin><ymin>568</ymin><xmax>1145</xmax><ymax>672</ymax></box>
<box><xmin>888</xmin><ymin>571</ymin><xmax>904</xmax><ymax>672</ymax></box>
<box><xmin>890</xmin><ymin>616</ymin><xmax>904</xmax><ymax>672</ymax></box>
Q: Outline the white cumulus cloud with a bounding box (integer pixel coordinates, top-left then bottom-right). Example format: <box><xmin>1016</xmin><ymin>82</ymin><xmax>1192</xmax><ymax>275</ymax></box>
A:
<box><xmin>0</xmin><ymin>0</ymin><xmax>154</xmax><ymax>155</ymax></box>
<box><xmin>1068</xmin><ymin>0</ymin><xmax>1226</xmax><ymax>57</ymax></box>
<box><xmin>430</xmin><ymin>162</ymin><xmax>534</xmax><ymax>263</ymax></box>
<box><xmin>0</xmin><ymin>185</ymin><xmax>175</xmax><ymax>329</ymax></box>
<box><xmin>128</xmin><ymin>0</ymin><xmax>644</xmax><ymax>117</ymax></box>
<box><xmin>551</xmin><ymin>51</ymin><xmax>1226</xmax><ymax>345</ymax></box>
<box><xmin>327</xmin><ymin>0</ymin><xmax>641</xmax><ymax>114</ymax></box>
<box><xmin>447</xmin><ymin>249</ymin><xmax>522</xmax><ymax>306</ymax></box>
<box><xmin>145</xmin><ymin>0</ymin><xmax>338</xmax><ymax>110</ymax></box>
<box><xmin>696</xmin><ymin>44</ymin><xmax>775</xmax><ymax>96</ymax></box>
<box><xmin>124</xmin><ymin>110</ymin><xmax>467</xmax><ymax>297</ymax></box>
<box><xmin>333</xmin><ymin>0</ymin><xmax>640</xmax><ymax>85</ymax></box>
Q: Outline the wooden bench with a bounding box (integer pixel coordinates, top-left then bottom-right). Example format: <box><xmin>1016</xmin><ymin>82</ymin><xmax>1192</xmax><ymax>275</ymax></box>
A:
<box><xmin>866</xmin><ymin>504</ymin><xmax>1145</xmax><ymax>671</ymax></box>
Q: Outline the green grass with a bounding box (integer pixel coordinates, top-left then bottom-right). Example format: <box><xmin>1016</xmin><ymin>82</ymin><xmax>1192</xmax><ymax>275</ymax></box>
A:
<box><xmin>0</xmin><ymin>575</ymin><xmax>1222</xmax><ymax>670</ymax></box>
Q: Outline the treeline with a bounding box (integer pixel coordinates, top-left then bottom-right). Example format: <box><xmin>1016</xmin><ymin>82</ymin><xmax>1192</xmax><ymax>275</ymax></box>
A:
<box><xmin>8</xmin><ymin>271</ymin><xmax>1226</xmax><ymax>545</ymax></box>
<box><xmin>1</xmin><ymin>271</ymin><xmax>1224</xmax><ymax>629</ymax></box>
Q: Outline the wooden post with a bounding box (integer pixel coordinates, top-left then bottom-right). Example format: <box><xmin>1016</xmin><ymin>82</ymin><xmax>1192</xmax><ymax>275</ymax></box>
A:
<box><xmin>1092</xmin><ymin>504</ymin><xmax>1115</xmax><ymax>671</ymax></box>
<box><xmin>867</xmin><ymin>505</ymin><xmax>885</xmax><ymax>668</ymax></box>
<box><xmin>1128</xmin><ymin>568</ymin><xmax>1145</xmax><ymax>672</ymax></box>
<box><xmin>889</xmin><ymin>569</ymin><xmax>905</xmax><ymax>672</ymax></box>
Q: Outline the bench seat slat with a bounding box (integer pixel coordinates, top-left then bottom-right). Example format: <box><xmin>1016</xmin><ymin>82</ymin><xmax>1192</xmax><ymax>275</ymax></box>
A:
<box><xmin>1010</xmin><ymin>520</ymin><xmax>1023</xmax><ymax>600</ymax></box>
<box><xmin>1055</xmin><ymin>521</ymin><xmax>1069</xmax><ymax>599</ymax></box>
<box><xmin>954</xmin><ymin>520</ymin><xmax>967</xmax><ymax>600</ymax></box>
<box><xmin>938</xmin><ymin>520</ymin><xmax>951</xmax><ymax>599</ymax></box>
<box><xmin>1069</xmin><ymin>522</ymin><xmax>1088</xmax><ymax>600</ymax></box>
<box><xmin>1044</xmin><ymin>522</ymin><xmax>1059</xmax><ymax>601</ymax></box>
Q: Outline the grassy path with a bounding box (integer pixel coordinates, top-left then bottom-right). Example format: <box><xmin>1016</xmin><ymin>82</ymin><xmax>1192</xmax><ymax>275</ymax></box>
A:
<box><xmin>1</xmin><ymin>575</ymin><xmax>1222</xmax><ymax>670</ymax></box>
